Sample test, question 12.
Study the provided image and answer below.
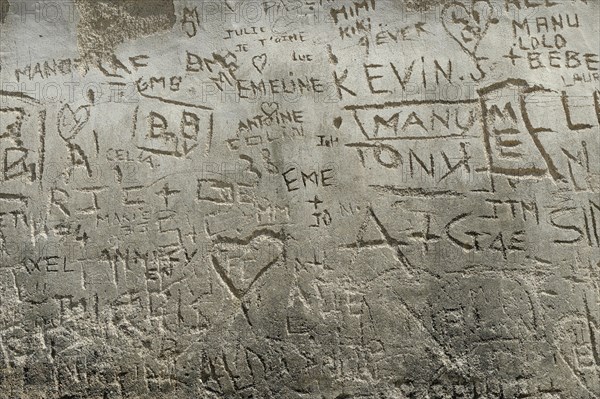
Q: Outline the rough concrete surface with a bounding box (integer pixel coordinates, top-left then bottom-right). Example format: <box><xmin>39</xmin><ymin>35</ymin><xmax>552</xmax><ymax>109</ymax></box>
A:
<box><xmin>0</xmin><ymin>0</ymin><xmax>599</xmax><ymax>398</ymax></box>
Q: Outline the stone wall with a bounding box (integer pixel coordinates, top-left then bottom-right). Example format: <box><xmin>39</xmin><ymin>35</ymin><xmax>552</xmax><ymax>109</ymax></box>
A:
<box><xmin>0</xmin><ymin>0</ymin><xmax>599</xmax><ymax>398</ymax></box>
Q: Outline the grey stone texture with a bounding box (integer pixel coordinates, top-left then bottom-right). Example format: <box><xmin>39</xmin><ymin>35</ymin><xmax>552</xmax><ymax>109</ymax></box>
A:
<box><xmin>0</xmin><ymin>0</ymin><xmax>599</xmax><ymax>398</ymax></box>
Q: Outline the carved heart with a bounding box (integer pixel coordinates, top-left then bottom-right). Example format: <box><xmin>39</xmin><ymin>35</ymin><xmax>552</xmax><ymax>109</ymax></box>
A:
<box><xmin>58</xmin><ymin>104</ymin><xmax>90</xmax><ymax>141</ymax></box>
<box><xmin>252</xmin><ymin>53</ymin><xmax>268</xmax><ymax>73</ymax></box>
<box><xmin>333</xmin><ymin>116</ymin><xmax>343</xmax><ymax>129</ymax></box>
<box><xmin>212</xmin><ymin>234</ymin><xmax>284</xmax><ymax>297</ymax></box>
<box><xmin>441</xmin><ymin>1</ymin><xmax>498</xmax><ymax>56</ymax></box>
<box><xmin>261</xmin><ymin>102</ymin><xmax>279</xmax><ymax>117</ymax></box>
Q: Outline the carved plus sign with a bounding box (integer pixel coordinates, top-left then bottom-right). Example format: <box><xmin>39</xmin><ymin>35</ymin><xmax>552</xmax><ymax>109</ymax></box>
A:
<box><xmin>307</xmin><ymin>195</ymin><xmax>323</xmax><ymax>210</ymax></box>
<box><xmin>503</xmin><ymin>47</ymin><xmax>523</xmax><ymax>66</ymax></box>
<box><xmin>157</xmin><ymin>183</ymin><xmax>180</xmax><ymax>208</ymax></box>
<box><xmin>410</xmin><ymin>214</ymin><xmax>440</xmax><ymax>253</ymax></box>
